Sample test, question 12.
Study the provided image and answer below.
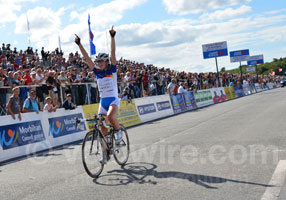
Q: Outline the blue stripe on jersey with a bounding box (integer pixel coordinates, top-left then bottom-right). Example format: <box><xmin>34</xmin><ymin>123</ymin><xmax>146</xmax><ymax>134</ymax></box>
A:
<box><xmin>93</xmin><ymin>64</ymin><xmax>117</xmax><ymax>79</ymax></box>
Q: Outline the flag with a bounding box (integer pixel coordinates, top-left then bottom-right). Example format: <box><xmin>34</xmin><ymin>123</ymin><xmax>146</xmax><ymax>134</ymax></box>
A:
<box><xmin>26</xmin><ymin>13</ymin><xmax>31</xmax><ymax>45</ymax></box>
<box><xmin>271</xmin><ymin>71</ymin><xmax>275</xmax><ymax>76</ymax></box>
<box><xmin>26</xmin><ymin>13</ymin><xmax>30</xmax><ymax>32</ymax></box>
<box><xmin>279</xmin><ymin>68</ymin><xmax>282</xmax><ymax>72</ymax></box>
<box><xmin>58</xmin><ymin>35</ymin><xmax>61</xmax><ymax>52</ymax></box>
<box><xmin>88</xmin><ymin>14</ymin><xmax>96</xmax><ymax>56</ymax></box>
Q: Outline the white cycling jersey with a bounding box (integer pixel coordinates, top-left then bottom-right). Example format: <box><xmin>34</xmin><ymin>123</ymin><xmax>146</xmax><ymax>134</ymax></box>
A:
<box><xmin>93</xmin><ymin>64</ymin><xmax>118</xmax><ymax>98</ymax></box>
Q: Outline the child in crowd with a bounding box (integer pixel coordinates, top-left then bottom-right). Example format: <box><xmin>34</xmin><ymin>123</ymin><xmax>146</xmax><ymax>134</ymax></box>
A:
<box><xmin>43</xmin><ymin>96</ymin><xmax>58</xmax><ymax>112</ymax></box>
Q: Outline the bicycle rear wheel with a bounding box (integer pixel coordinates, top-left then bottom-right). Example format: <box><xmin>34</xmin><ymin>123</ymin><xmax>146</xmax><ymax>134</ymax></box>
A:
<box><xmin>113</xmin><ymin>125</ymin><xmax>130</xmax><ymax>166</ymax></box>
<box><xmin>82</xmin><ymin>131</ymin><xmax>104</xmax><ymax>178</ymax></box>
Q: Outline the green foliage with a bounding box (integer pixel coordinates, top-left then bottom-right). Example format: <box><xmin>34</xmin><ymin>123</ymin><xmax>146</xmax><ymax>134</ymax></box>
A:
<box><xmin>226</xmin><ymin>57</ymin><xmax>286</xmax><ymax>75</ymax></box>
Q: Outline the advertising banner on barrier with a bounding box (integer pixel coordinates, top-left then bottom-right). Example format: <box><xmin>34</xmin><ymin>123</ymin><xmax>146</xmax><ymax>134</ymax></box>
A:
<box><xmin>48</xmin><ymin>113</ymin><xmax>86</xmax><ymax>138</ymax></box>
<box><xmin>170</xmin><ymin>94</ymin><xmax>187</xmax><ymax>114</ymax></box>
<box><xmin>243</xmin><ymin>85</ymin><xmax>251</xmax><ymax>95</ymax></box>
<box><xmin>0</xmin><ymin>120</ymin><xmax>45</xmax><ymax>150</ymax></box>
<box><xmin>135</xmin><ymin>95</ymin><xmax>174</xmax><ymax>122</ymax></box>
<box><xmin>117</xmin><ymin>100</ymin><xmax>142</xmax><ymax>127</ymax></box>
<box><xmin>234</xmin><ymin>85</ymin><xmax>245</xmax><ymax>98</ymax></box>
<box><xmin>0</xmin><ymin>107</ymin><xmax>87</xmax><ymax>163</ymax></box>
<box><xmin>210</xmin><ymin>87</ymin><xmax>227</xmax><ymax>103</ymax></box>
<box><xmin>194</xmin><ymin>89</ymin><xmax>214</xmax><ymax>108</ymax></box>
<box><xmin>183</xmin><ymin>91</ymin><xmax>198</xmax><ymax>110</ymax></box>
<box><xmin>255</xmin><ymin>83</ymin><xmax>263</xmax><ymax>92</ymax></box>
<box><xmin>82</xmin><ymin>101</ymin><xmax>142</xmax><ymax>128</ymax></box>
<box><xmin>224</xmin><ymin>86</ymin><xmax>237</xmax><ymax>100</ymax></box>
<box><xmin>82</xmin><ymin>104</ymin><xmax>99</xmax><ymax>131</ymax></box>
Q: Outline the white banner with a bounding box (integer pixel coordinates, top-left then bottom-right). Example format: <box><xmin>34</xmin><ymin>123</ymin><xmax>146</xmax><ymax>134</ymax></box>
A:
<box><xmin>210</xmin><ymin>87</ymin><xmax>227</xmax><ymax>104</ymax></box>
<box><xmin>194</xmin><ymin>89</ymin><xmax>214</xmax><ymax>108</ymax></box>
<box><xmin>134</xmin><ymin>95</ymin><xmax>174</xmax><ymax>123</ymax></box>
<box><xmin>0</xmin><ymin>108</ymin><xmax>87</xmax><ymax>163</ymax></box>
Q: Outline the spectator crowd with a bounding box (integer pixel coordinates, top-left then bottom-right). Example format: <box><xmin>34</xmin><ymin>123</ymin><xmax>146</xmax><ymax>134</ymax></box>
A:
<box><xmin>0</xmin><ymin>42</ymin><xmax>282</xmax><ymax>118</ymax></box>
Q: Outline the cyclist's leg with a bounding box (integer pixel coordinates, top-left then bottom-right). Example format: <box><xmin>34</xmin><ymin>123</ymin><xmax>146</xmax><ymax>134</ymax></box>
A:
<box><xmin>98</xmin><ymin>98</ymin><xmax>110</xmax><ymax>136</ymax></box>
<box><xmin>107</xmin><ymin>97</ymin><xmax>120</xmax><ymax>131</ymax></box>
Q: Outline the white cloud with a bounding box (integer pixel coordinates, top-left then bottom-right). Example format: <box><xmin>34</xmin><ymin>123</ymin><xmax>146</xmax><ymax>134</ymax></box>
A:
<box><xmin>162</xmin><ymin>0</ymin><xmax>252</xmax><ymax>15</ymax></box>
<box><xmin>109</xmin><ymin>13</ymin><xmax>286</xmax><ymax>72</ymax></box>
<box><xmin>200</xmin><ymin>5</ymin><xmax>252</xmax><ymax>21</ymax></box>
<box><xmin>0</xmin><ymin>0</ymin><xmax>37</xmax><ymax>24</ymax></box>
<box><xmin>14</xmin><ymin>6</ymin><xmax>62</xmax><ymax>49</ymax></box>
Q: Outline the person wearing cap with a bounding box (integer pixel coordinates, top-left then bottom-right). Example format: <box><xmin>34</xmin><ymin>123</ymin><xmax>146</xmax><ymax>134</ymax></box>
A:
<box><xmin>22</xmin><ymin>88</ymin><xmax>40</xmax><ymax>113</ymax></box>
<box><xmin>62</xmin><ymin>93</ymin><xmax>76</xmax><ymax>110</ymax></box>
<box><xmin>75</xmin><ymin>26</ymin><xmax>122</xmax><ymax>163</ymax></box>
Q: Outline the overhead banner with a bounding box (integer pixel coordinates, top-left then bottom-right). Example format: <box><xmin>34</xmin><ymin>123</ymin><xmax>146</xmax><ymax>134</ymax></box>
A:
<box><xmin>247</xmin><ymin>55</ymin><xmax>264</xmax><ymax>65</ymax></box>
<box><xmin>210</xmin><ymin>87</ymin><xmax>227</xmax><ymax>103</ymax></box>
<box><xmin>194</xmin><ymin>89</ymin><xmax>214</xmax><ymax>108</ymax></box>
<box><xmin>183</xmin><ymin>91</ymin><xmax>198</xmax><ymax>110</ymax></box>
<box><xmin>170</xmin><ymin>94</ymin><xmax>187</xmax><ymax>114</ymax></box>
<box><xmin>230</xmin><ymin>49</ymin><xmax>249</xmax><ymax>63</ymax></box>
<box><xmin>202</xmin><ymin>41</ymin><xmax>228</xmax><ymax>59</ymax></box>
<box><xmin>246</xmin><ymin>67</ymin><xmax>255</xmax><ymax>72</ymax></box>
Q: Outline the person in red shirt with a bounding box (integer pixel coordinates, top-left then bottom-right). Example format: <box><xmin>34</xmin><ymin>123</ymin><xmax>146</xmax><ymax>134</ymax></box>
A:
<box><xmin>22</xmin><ymin>70</ymin><xmax>33</xmax><ymax>85</ymax></box>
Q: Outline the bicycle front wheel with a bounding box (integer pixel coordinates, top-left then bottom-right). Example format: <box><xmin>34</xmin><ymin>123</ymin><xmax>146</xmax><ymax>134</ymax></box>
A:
<box><xmin>82</xmin><ymin>131</ymin><xmax>104</xmax><ymax>178</ymax></box>
<box><xmin>113</xmin><ymin>125</ymin><xmax>130</xmax><ymax>166</ymax></box>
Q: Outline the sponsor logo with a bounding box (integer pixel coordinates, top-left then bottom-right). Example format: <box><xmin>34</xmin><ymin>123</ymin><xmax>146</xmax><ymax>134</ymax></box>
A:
<box><xmin>0</xmin><ymin>121</ymin><xmax>45</xmax><ymax>150</ymax></box>
<box><xmin>137</xmin><ymin>104</ymin><xmax>156</xmax><ymax>115</ymax></box>
<box><xmin>156</xmin><ymin>101</ymin><xmax>171</xmax><ymax>111</ymax></box>
<box><xmin>49</xmin><ymin>114</ymin><xmax>86</xmax><ymax>138</ymax></box>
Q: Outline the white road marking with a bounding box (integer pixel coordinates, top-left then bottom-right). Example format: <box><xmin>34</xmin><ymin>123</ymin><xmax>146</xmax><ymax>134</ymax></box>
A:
<box><xmin>261</xmin><ymin>160</ymin><xmax>286</xmax><ymax>200</ymax></box>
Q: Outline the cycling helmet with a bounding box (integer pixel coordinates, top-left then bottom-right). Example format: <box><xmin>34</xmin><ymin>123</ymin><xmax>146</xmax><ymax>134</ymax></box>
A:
<box><xmin>94</xmin><ymin>53</ymin><xmax>109</xmax><ymax>62</ymax></box>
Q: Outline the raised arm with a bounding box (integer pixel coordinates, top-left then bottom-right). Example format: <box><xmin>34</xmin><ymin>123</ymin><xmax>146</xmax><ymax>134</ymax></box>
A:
<box><xmin>109</xmin><ymin>26</ymin><xmax>116</xmax><ymax>66</ymax></box>
<box><xmin>74</xmin><ymin>34</ymin><xmax>95</xmax><ymax>70</ymax></box>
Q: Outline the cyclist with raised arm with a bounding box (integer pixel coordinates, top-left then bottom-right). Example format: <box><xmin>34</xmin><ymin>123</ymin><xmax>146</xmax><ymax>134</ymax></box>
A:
<box><xmin>75</xmin><ymin>26</ymin><xmax>122</xmax><ymax>162</ymax></box>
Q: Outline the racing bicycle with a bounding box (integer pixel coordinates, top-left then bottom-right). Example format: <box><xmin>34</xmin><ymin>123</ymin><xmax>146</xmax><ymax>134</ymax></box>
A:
<box><xmin>76</xmin><ymin>115</ymin><xmax>130</xmax><ymax>178</ymax></box>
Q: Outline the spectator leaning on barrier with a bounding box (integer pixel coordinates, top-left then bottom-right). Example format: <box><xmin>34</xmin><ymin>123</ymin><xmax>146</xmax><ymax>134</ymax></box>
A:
<box><xmin>178</xmin><ymin>82</ymin><xmax>187</xmax><ymax>94</ymax></box>
<box><xmin>62</xmin><ymin>93</ymin><xmax>77</xmax><ymax>110</ymax></box>
<box><xmin>167</xmin><ymin>79</ymin><xmax>176</xmax><ymax>95</ymax></box>
<box><xmin>6</xmin><ymin>87</ymin><xmax>21</xmax><ymax>120</ymax></box>
<box><xmin>22</xmin><ymin>88</ymin><xmax>40</xmax><ymax>114</ymax></box>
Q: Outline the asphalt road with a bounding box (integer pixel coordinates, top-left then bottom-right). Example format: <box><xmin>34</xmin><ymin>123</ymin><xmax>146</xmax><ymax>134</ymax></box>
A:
<box><xmin>1</xmin><ymin>88</ymin><xmax>286</xmax><ymax>200</ymax></box>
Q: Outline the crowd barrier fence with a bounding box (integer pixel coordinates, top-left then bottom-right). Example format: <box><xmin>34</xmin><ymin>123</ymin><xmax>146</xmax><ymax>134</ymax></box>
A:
<box><xmin>0</xmin><ymin>83</ymin><xmax>281</xmax><ymax>163</ymax></box>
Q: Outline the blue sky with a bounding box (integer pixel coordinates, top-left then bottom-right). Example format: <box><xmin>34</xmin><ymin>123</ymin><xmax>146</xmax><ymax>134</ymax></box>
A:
<box><xmin>0</xmin><ymin>0</ymin><xmax>286</xmax><ymax>72</ymax></box>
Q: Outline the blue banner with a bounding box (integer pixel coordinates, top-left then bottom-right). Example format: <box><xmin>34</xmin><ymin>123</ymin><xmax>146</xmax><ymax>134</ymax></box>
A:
<box><xmin>183</xmin><ymin>92</ymin><xmax>197</xmax><ymax>111</ymax></box>
<box><xmin>247</xmin><ymin>59</ymin><xmax>264</xmax><ymax>65</ymax></box>
<box><xmin>156</xmin><ymin>101</ymin><xmax>171</xmax><ymax>111</ymax></box>
<box><xmin>230</xmin><ymin>49</ymin><xmax>249</xmax><ymax>57</ymax></box>
<box><xmin>137</xmin><ymin>103</ymin><xmax>156</xmax><ymax>115</ymax></box>
<box><xmin>0</xmin><ymin>120</ymin><xmax>45</xmax><ymax>150</ymax></box>
<box><xmin>203</xmin><ymin>48</ymin><xmax>228</xmax><ymax>59</ymax></box>
<box><xmin>49</xmin><ymin>113</ymin><xmax>86</xmax><ymax>138</ymax></box>
<box><xmin>234</xmin><ymin>85</ymin><xmax>245</xmax><ymax>98</ymax></box>
<box><xmin>170</xmin><ymin>94</ymin><xmax>187</xmax><ymax>114</ymax></box>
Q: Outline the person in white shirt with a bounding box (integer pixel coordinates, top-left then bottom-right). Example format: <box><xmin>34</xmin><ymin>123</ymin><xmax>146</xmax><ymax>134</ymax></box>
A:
<box><xmin>178</xmin><ymin>82</ymin><xmax>188</xmax><ymax>94</ymax></box>
<box><xmin>167</xmin><ymin>79</ymin><xmax>176</xmax><ymax>95</ymax></box>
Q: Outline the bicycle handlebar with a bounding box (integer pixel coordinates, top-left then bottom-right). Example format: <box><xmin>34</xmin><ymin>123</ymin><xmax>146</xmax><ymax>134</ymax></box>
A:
<box><xmin>76</xmin><ymin>115</ymin><xmax>110</xmax><ymax>128</ymax></box>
